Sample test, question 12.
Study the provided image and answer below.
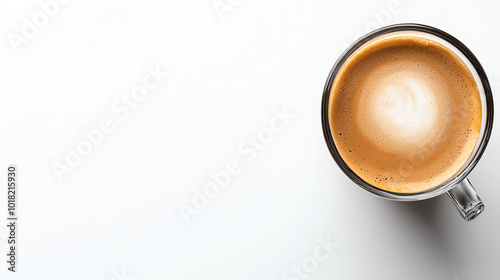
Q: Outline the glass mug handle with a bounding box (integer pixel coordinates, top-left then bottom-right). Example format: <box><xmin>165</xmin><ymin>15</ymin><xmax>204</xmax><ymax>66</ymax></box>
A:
<box><xmin>447</xmin><ymin>178</ymin><xmax>484</xmax><ymax>221</ymax></box>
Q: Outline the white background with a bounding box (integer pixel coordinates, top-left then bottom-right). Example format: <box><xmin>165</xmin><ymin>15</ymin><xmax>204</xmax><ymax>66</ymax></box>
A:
<box><xmin>0</xmin><ymin>0</ymin><xmax>499</xmax><ymax>279</ymax></box>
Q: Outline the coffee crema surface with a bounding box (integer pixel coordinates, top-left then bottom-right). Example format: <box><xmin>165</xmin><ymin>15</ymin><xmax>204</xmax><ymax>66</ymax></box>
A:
<box><xmin>329</xmin><ymin>35</ymin><xmax>482</xmax><ymax>193</ymax></box>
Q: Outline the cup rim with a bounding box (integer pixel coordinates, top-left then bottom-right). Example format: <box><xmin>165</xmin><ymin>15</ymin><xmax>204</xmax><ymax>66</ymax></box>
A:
<box><xmin>321</xmin><ymin>23</ymin><xmax>494</xmax><ymax>201</ymax></box>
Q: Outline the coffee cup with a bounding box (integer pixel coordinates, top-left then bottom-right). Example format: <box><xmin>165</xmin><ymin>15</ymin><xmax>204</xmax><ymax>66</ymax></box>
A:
<box><xmin>321</xmin><ymin>23</ymin><xmax>494</xmax><ymax>221</ymax></box>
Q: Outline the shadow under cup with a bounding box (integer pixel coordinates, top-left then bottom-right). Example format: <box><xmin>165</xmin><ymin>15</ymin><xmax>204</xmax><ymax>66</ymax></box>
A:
<box><xmin>321</xmin><ymin>23</ymin><xmax>494</xmax><ymax>221</ymax></box>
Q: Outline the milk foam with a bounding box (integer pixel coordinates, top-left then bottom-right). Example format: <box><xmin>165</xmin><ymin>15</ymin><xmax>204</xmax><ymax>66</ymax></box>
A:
<box><xmin>358</xmin><ymin>69</ymin><xmax>442</xmax><ymax>153</ymax></box>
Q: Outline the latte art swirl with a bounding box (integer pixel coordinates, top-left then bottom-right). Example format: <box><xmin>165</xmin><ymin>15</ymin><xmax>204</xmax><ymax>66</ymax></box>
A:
<box><xmin>358</xmin><ymin>72</ymin><xmax>442</xmax><ymax>153</ymax></box>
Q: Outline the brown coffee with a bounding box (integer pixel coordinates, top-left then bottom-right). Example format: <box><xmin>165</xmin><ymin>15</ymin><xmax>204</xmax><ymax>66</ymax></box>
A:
<box><xmin>329</xmin><ymin>35</ymin><xmax>482</xmax><ymax>193</ymax></box>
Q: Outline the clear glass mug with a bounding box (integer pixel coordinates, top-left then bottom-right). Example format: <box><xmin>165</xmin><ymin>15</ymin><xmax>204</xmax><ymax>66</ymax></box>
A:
<box><xmin>321</xmin><ymin>23</ymin><xmax>494</xmax><ymax>221</ymax></box>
